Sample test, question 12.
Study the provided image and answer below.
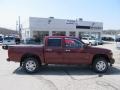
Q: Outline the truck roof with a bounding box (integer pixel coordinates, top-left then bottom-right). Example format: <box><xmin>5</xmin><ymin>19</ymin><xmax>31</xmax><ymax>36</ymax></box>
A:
<box><xmin>45</xmin><ymin>36</ymin><xmax>78</xmax><ymax>39</ymax></box>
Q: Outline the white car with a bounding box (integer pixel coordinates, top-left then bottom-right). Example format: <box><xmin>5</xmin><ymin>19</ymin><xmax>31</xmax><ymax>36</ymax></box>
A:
<box><xmin>2</xmin><ymin>36</ymin><xmax>16</xmax><ymax>49</ymax></box>
<box><xmin>82</xmin><ymin>37</ymin><xmax>97</xmax><ymax>46</ymax></box>
<box><xmin>95</xmin><ymin>38</ymin><xmax>103</xmax><ymax>45</ymax></box>
<box><xmin>2</xmin><ymin>36</ymin><xmax>16</xmax><ymax>45</ymax></box>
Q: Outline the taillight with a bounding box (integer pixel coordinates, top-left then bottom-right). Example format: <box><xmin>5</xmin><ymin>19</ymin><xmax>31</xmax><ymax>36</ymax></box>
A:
<box><xmin>8</xmin><ymin>46</ymin><xmax>13</xmax><ymax>57</ymax></box>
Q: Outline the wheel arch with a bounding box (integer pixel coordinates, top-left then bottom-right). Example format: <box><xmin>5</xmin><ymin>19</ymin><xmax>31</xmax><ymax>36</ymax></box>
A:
<box><xmin>92</xmin><ymin>54</ymin><xmax>110</xmax><ymax>64</ymax></box>
<box><xmin>20</xmin><ymin>53</ymin><xmax>41</xmax><ymax>66</ymax></box>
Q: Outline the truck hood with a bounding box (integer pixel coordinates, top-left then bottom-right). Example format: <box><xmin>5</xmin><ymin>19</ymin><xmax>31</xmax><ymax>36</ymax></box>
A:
<box><xmin>86</xmin><ymin>46</ymin><xmax>111</xmax><ymax>54</ymax></box>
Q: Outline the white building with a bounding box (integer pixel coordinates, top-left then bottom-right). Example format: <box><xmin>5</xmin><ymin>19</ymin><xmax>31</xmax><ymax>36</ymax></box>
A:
<box><xmin>22</xmin><ymin>17</ymin><xmax>103</xmax><ymax>41</ymax></box>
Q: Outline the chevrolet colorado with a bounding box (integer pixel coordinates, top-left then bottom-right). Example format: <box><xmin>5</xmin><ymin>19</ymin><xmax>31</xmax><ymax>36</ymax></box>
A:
<box><xmin>7</xmin><ymin>36</ymin><xmax>115</xmax><ymax>73</ymax></box>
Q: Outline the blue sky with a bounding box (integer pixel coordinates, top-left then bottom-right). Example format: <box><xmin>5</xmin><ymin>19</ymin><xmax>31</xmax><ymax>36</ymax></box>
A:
<box><xmin>0</xmin><ymin>0</ymin><xmax>119</xmax><ymax>30</ymax></box>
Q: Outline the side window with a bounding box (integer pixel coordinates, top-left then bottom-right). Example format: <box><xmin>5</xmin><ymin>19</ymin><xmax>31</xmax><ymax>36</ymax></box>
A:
<box><xmin>65</xmin><ymin>38</ymin><xmax>82</xmax><ymax>48</ymax></box>
<box><xmin>47</xmin><ymin>38</ymin><xmax>62</xmax><ymax>47</ymax></box>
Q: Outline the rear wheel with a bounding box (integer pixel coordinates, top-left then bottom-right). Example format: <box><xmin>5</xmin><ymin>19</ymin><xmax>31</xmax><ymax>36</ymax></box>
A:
<box><xmin>92</xmin><ymin>57</ymin><xmax>108</xmax><ymax>73</ymax></box>
<box><xmin>23</xmin><ymin>57</ymin><xmax>40</xmax><ymax>73</ymax></box>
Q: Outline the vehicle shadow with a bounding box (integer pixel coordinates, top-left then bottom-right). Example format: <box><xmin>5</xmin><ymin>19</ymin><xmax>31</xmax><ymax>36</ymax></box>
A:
<box><xmin>13</xmin><ymin>65</ymin><xmax>120</xmax><ymax>76</ymax></box>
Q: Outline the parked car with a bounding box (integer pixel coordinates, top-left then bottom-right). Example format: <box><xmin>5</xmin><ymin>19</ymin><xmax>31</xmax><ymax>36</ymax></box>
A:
<box><xmin>102</xmin><ymin>37</ymin><xmax>115</xmax><ymax>41</ymax></box>
<box><xmin>95</xmin><ymin>38</ymin><xmax>103</xmax><ymax>45</ymax></box>
<box><xmin>24</xmin><ymin>38</ymin><xmax>41</xmax><ymax>44</ymax></box>
<box><xmin>2</xmin><ymin>36</ymin><xmax>16</xmax><ymax>49</ymax></box>
<box><xmin>82</xmin><ymin>37</ymin><xmax>97</xmax><ymax>45</ymax></box>
<box><xmin>7</xmin><ymin>36</ymin><xmax>115</xmax><ymax>73</ymax></box>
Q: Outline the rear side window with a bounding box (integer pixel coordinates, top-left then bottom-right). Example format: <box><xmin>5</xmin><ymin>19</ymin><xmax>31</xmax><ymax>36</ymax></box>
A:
<box><xmin>47</xmin><ymin>38</ymin><xmax>62</xmax><ymax>47</ymax></box>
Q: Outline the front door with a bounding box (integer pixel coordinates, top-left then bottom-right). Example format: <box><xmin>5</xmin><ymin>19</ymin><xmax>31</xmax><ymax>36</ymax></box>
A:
<box><xmin>63</xmin><ymin>38</ymin><xmax>90</xmax><ymax>64</ymax></box>
<box><xmin>44</xmin><ymin>38</ymin><xmax>64</xmax><ymax>64</ymax></box>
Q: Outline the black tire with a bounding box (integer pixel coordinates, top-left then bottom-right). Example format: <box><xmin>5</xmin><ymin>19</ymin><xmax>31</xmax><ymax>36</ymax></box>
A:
<box><xmin>2</xmin><ymin>45</ymin><xmax>8</xmax><ymax>50</ymax></box>
<box><xmin>92</xmin><ymin>57</ymin><xmax>108</xmax><ymax>73</ymax></box>
<box><xmin>23</xmin><ymin>57</ymin><xmax>40</xmax><ymax>73</ymax></box>
<box><xmin>2</xmin><ymin>46</ymin><xmax>4</xmax><ymax>49</ymax></box>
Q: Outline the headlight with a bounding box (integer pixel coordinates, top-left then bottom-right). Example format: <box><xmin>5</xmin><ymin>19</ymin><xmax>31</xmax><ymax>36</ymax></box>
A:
<box><xmin>109</xmin><ymin>50</ymin><xmax>113</xmax><ymax>57</ymax></box>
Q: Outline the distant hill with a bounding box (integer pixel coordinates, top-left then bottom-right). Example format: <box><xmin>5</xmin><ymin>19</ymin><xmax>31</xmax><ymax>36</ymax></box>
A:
<box><xmin>0</xmin><ymin>27</ymin><xmax>18</xmax><ymax>35</ymax></box>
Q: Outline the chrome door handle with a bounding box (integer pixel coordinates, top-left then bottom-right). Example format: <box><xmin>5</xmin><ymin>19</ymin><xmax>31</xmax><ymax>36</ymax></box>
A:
<box><xmin>65</xmin><ymin>49</ymin><xmax>70</xmax><ymax>52</ymax></box>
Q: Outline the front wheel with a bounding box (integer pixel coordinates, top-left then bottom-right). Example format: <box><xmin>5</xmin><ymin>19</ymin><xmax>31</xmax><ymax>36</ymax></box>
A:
<box><xmin>92</xmin><ymin>58</ymin><xmax>108</xmax><ymax>73</ymax></box>
<box><xmin>23</xmin><ymin>57</ymin><xmax>40</xmax><ymax>73</ymax></box>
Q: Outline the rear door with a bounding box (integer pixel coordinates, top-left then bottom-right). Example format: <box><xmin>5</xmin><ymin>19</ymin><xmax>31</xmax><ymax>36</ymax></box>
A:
<box><xmin>44</xmin><ymin>37</ymin><xmax>64</xmax><ymax>64</ymax></box>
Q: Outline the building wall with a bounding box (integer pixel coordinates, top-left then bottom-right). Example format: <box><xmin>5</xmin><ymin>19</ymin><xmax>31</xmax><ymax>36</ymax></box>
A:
<box><xmin>22</xmin><ymin>17</ymin><xmax>103</xmax><ymax>40</ymax></box>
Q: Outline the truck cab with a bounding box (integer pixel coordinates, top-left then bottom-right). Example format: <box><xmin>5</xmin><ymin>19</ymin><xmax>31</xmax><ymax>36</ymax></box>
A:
<box><xmin>44</xmin><ymin>36</ymin><xmax>89</xmax><ymax>64</ymax></box>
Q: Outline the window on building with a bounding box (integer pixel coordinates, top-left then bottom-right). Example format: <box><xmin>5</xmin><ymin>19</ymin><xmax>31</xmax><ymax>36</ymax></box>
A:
<box><xmin>69</xmin><ymin>32</ymin><xmax>76</xmax><ymax>37</ymax></box>
<box><xmin>47</xmin><ymin>38</ymin><xmax>62</xmax><ymax>47</ymax></box>
<box><xmin>52</xmin><ymin>31</ymin><xmax>66</xmax><ymax>36</ymax></box>
<box><xmin>76</xmin><ymin>26</ymin><xmax>90</xmax><ymax>29</ymax></box>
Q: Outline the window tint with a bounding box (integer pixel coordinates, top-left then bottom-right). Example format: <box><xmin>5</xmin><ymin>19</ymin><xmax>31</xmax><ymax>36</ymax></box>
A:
<box><xmin>0</xmin><ymin>36</ymin><xmax>3</xmax><ymax>41</ymax></box>
<box><xmin>76</xmin><ymin>26</ymin><xmax>90</xmax><ymax>29</ymax></box>
<box><xmin>4</xmin><ymin>37</ymin><xmax>15</xmax><ymax>40</ymax></box>
<box><xmin>65</xmin><ymin>38</ymin><xmax>82</xmax><ymax>48</ymax></box>
<box><xmin>116</xmin><ymin>38</ymin><xmax>120</xmax><ymax>42</ymax></box>
<box><xmin>82</xmin><ymin>37</ymin><xmax>88</xmax><ymax>40</ymax></box>
<box><xmin>47</xmin><ymin>38</ymin><xmax>62</xmax><ymax>47</ymax></box>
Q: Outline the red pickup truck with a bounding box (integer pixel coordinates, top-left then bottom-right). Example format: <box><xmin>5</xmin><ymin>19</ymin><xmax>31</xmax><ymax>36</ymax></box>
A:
<box><xmin>7</xmin><ymin>36</ymin><xmax>115</xmax><ymax>73</ymax></box>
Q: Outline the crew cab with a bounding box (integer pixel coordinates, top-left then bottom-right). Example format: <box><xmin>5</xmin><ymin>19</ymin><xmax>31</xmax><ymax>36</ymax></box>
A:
<box><xmin>7</xmin><ymin>36</ymin><xmax>115</xmax><ymax>73</ymax></box>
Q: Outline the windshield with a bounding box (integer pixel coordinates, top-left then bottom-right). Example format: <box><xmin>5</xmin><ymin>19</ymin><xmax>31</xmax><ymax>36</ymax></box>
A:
<box><xmin>116</xmin><ymin>38</ymin><xmax>120</xmax><ymax>42</ymax></box>
<box><xmin>4</xmin><ymin>37</ymin><xmax>15</xmax><ymax>40</ymax></box>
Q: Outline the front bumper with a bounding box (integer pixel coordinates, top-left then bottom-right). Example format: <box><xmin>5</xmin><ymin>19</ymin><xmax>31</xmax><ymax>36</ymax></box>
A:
<box><xmin>109</xmin><ymin>58</ymin><xmax>115</xmax><ymax>64</ymax></box>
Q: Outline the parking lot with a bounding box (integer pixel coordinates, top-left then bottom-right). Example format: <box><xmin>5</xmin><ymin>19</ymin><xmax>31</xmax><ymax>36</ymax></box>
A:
<box><xmin>0</xmin><ymin>42</ymin><xmax>120</xmax><ymax>90</ymax></box>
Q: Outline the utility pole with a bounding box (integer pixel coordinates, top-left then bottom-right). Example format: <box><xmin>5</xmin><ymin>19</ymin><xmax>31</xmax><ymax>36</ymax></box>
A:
<box><xmin>16</xmin><ymin>21</ymin><xmax>18</xmax><ymax>31</ymax></box>
<box><xmin>18</xmin><ymin>16</ymin><xmax>21</xmax><ymax>39</ymax></box>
